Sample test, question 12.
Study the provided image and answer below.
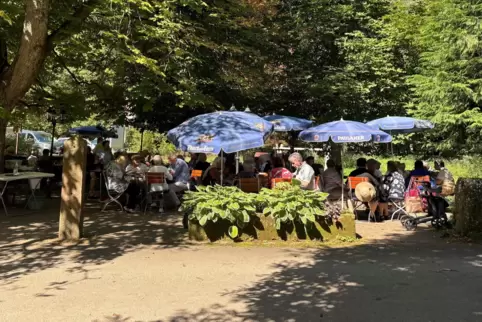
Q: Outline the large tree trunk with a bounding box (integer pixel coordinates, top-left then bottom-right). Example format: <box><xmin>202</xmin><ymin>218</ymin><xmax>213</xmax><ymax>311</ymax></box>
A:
<box><xmin>0</xmin><ymin>0</ymin><xmax>50</xmax><ymax>172</ymax></box>
<box><xmin>1</xmin><ymin>0</ymin><xmax>50</xmax><ymax>108</ymax></box>
<box><xmin>454</xmin><ymin>179</ymin><xmax>482</xmax><ymax>237</ymax></box>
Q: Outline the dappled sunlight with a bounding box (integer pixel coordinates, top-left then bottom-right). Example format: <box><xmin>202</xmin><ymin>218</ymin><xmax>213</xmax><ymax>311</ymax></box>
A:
<box><xmin>0</xmin><ymin>200</ymin><xmax>190</xmax><ymax>286</ymax></box>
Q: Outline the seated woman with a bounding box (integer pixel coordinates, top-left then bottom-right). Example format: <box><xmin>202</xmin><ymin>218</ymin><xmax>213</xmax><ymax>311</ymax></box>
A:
<box><xmin>148</xmin><ymin>155</ymin><xmax>173</xmax><ymax>212</ymax></box>
<box><xmin>406</xmin><ymin>160</ymin><xmax>431</xmax><ymax>188</ymax></box>
<box><xmin>381</xmin><ymin>161</ymin><xmax>406</xmax><ymax>219</ymax></box>
<box><xmin>193</xmin><ymin>153</ymin><xmax>210</xmax><ymax>172</ymax></box>
<box><xmin>270</xmin><ymin>156</ymin><xmax>292</xmax><ymax>179</ymax></box>
<box><xmin>322</xmin><ymin>159</ymin><xmax>344</xmax><ymax>199</ymax></box>
<box><xmin>202</xmin><ymin>157</ymin><xmax>224</xmax><ymax>186</ymax></box>
<box><xmin>105</xmin><ymin>155</ymin><xmax>142</xmax><ymax>213</ymax></box>
<box><xmin>238</xmin><ymin>162</ymin><xmax>257</xmax><ymax>179</ymax></box>
<box><xmin>126</xmin><ymin>154</ymin><xmax>149</xmax><ymax>180</ymax></box>
<box><xmin>384</xmin><ymin>161</ymin><xmax>406</xmax><ymax>200</ymax></box>
<box><xmin>434</xmin><ymin>160</ymin><xmax>455</xmax><ymax>196</ymax></box>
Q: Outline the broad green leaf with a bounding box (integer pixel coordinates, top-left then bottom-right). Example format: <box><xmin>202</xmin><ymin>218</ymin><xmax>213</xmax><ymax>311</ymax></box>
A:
<box><xmin>228</xmin><ymin>226</ymin><xmax>239</xmax><ymax>238</ymax></box>
<box><xmin>199</xmin><ymin>216</ymin><xmax>208</xmax><ymax>226</ymax></box>
<box><xmin>242</xmin><ymin>210</ymin><xmax>250</xmax><ymax>223</ymax></box>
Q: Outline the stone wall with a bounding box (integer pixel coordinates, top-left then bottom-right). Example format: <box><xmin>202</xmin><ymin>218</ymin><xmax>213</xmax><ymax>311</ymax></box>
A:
<box><xmin>454</xmin><ymin>179</ymin><xmax>482</xmax><ymax>237</ymax></box>
<box><xmin>188</xmin><ymin>213</ymin><xmax>356</xmax><ymax>242</ymax></box>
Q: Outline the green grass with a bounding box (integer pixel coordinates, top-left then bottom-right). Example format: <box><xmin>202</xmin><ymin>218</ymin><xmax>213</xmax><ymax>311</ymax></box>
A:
<box><xmin>341</xmin><ymin>155</ymin><xmax>482</xmax><ymax>180</ymax></box>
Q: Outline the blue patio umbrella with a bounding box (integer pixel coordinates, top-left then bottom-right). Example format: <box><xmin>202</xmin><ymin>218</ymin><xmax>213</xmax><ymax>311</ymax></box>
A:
<box><xmin>366</xmin><ymin>116</ymin><xmax>434</xmax><ymax>133</ymax></box>
<box><xmin>299</xmin><ymin>119</ymin><xmax>392</xmax><ymax>143</ymax></box>
<box><xmin>366</xmin><ymin>116</ymin><xmax>433</xmax><ymax>154</ymax></box>
<box><xmin>263</xmin><ymin>114</ymin><xmax>313</xmax><ymax>132</ymax></box>
<box><xmin>167</xmin><ymin>111</ymin><xmax>273</xmax><ymax>154</ymax></box>
<box><xmin>299</xmin><ymin>119</ymin><xmax>392</xmax><ymax>211</ymax></box>
<box><xmin>168</xmin><ymin>111</ymin><xmax>273</xmax><ymax>185</ymax></box>
<box><xmin>68</xmin><ymin>126</ymin><xmax>118</xmax><ymax>138</ymax></box>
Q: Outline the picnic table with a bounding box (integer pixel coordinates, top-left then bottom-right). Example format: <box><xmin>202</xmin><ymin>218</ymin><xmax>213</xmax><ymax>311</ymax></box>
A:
<box><xmin>0</xmin><ymin>172</ymin><xmax>55</xmax><ymax>215</ymax></box>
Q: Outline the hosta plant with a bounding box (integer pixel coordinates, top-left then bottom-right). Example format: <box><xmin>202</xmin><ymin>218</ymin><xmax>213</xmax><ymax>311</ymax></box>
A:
<box><xmin>182</xmin><ymin>185</ymin><xmax>258</xmax><ymax>235</ymax></box>
<box><xmin>258</xmin><ymin>186</ymin><xmax>328</xmax><ymax>230</ymax></box>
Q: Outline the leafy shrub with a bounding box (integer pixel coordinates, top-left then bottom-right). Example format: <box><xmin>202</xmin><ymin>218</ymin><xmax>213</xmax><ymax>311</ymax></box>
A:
<box><xmin>273</xmin><ymin>182</ymin><xmax>292</xmax><ymax>190</ymax></box>
<box><xmin>257</xmin><ymin>186</ymin><xmax>328</xmax><ymax>229</ymax></box>
<box><xmin>182</xmin><ymin>185</ymin><xmax>257</xmax><ymax>230</ymax></box>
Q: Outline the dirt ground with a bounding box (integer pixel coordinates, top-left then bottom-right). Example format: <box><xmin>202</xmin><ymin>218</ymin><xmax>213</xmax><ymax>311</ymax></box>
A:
<box><xmin>1</xmin><ymin>200</ymin><xmax>482</xmax><ymax>322</ymax></box>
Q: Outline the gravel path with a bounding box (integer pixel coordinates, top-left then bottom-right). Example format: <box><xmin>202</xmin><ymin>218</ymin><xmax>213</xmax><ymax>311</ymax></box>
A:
<box><xmin>1</xmin><ymin>207</ymin><xmax>482</xmax><ymax>322</ymax></box>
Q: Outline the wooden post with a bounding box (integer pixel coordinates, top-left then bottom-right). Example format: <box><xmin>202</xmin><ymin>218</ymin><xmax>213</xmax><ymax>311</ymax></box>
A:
<box><xmin>59</xmin><ymin>136</ymin><xmax>87</xmax><ymax>241</ymax></box>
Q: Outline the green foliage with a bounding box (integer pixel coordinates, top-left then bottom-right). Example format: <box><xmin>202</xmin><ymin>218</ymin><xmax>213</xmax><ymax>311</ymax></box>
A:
<box><xmin>386</xmin><ymin>0</ymin><xmax>482</xmax><ymax>155</ymax></box>
<box><xmin>125</xmin><ymin>128</ymin><xmax>175</xmax><ymax>155</ymax></box>
<box><xmin>182</xmin><ymin>185</ymin><xmax>258</xmax><ymax>229</ymax></box>
<box><xmin>273</xmin><ymin>182</ymin><xmax>292</xmax><ymax>191</ymax></box>
<box><xmin>342</xmin><ymin>154</ymin><xmax>482</xmax><ymax>180</ymax></box>
<box><xmin>258</xmin><ymin>186</ymin><xmax>328</xmax><ymax>230</ymax></box>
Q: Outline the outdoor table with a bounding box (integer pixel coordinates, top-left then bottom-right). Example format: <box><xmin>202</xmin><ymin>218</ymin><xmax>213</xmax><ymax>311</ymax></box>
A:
<box><xmin>0</xmin><ymin>171</ymin><xmax>54</xmax><ymax>215</ymax></box>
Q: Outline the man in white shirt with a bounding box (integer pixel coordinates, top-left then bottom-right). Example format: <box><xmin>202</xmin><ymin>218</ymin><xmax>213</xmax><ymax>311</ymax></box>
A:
<box><xmin>288</xmin><ymin>152</ymin><xmax>315</xmax><ymax>190</ymax></box>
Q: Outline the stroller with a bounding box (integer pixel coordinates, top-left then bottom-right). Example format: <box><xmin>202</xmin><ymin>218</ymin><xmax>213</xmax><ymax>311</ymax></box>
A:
<box><xmin>401</xmin><ymin>182</ymin><xmax>450</xmax><ymax>231</ymax></box>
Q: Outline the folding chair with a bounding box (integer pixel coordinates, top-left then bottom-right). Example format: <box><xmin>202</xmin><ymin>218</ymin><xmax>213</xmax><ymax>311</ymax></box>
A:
<box><xmin>389</xmin><ymin>198</ymin><xmax>407</xmax><ymax>220</ymax></box>
<box><xmin>191</xmin><ymin>170</ymin><xmax>203</xmax><ymax>182</ymax></box>
<box><xmin>347</xmin><ymin>176</ymin><xmax>369</xmax><ymax>219</ymax></box>
<box><xmin>101</xmin><ymin>172</ymin><xmax>127</xmax><ymax>212</ymax></box>
<box><xmin>143</xmin><ymin>172</ymin><xmax>167</xmax><ymax>214</ymax></box>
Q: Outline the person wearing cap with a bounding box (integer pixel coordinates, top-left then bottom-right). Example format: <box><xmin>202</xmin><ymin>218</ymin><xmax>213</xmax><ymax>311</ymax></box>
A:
<box><xmin>288</xmin><ymin>152</ymin><xmax>315</xmax><ymax>190</ymax></box>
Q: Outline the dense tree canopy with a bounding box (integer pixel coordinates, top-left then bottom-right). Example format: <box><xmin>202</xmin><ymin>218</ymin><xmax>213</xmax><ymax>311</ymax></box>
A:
<box><xmin>1</xmin><ymin>0</ymin><xmax>481</xmax><ymax>161</ymax></box>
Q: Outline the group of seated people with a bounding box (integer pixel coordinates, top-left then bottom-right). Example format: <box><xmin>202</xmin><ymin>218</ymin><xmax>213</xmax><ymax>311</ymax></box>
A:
<box><xmin>342</xmin><ymin>157</ymin><xmax>455</xmax><ymax>219</ymax></box>
<box><xmin>103</xmin><ymin>152</ymin><xmax>190</xmax><ymax>213</ymax></box>
<box><xmin>189</xmin><ymin>151</ymin><xmax>324</xmax><ymax>190</ymax></box>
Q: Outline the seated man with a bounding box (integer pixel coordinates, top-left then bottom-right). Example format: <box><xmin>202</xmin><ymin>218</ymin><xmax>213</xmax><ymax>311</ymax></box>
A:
<box><xmin>289</xmin><ymin>152</ymin><xmax>315</xmax><ymax>190</ymax></box>
<box><xmin>306</xmin><ymin>156</ymin><xmax>323</xmax><ymax>176</ymax></box>
<box><xmin>435</xmin><ymin>160</ymin><xmax>455</xmax><ymax>196</ymax></box>
<box><xmin>166</xmin><ymin>153</ymin><xmax>190</xmax><ymax>208</ymax></box>
<box><xmin>348</xmin><ymin>157</ymin><xmax>368</xmax><ymax>178</ymax></box>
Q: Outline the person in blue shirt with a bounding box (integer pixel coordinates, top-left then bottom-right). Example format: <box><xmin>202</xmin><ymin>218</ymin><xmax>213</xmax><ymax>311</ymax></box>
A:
<box><xmin>164</xmin><ymin>154</ymin><xmax>190</xmax><ymax>208</ymax></box>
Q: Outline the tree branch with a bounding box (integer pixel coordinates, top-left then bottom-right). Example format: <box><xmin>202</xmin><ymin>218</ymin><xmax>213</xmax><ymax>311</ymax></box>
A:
<box><xmin>53</xmin><ymin>49</ymin><xmax>83</xmax><ymax>85</ymax></box>
<box><xmin>47</xmin><ymin>0</ymin><xmax>101</xmax><ymax>50</ymax></box>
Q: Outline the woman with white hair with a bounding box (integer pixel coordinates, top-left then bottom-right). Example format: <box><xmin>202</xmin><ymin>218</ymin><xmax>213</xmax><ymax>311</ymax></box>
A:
<box><xmin>148</xmin><ymin>155</ymin><xmax>173</xmax><ymax>213</ymax></box>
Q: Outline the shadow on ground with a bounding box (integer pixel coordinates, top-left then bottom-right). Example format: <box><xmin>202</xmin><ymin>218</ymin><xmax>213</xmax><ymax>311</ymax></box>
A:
<box><xmin>94</xmin><ymin>227</ymin><xmax>482</xmax><ymax>322</ymax></box>
<box><xmin>2</xmin><ymin>199</ymin><xmax>482</xmax><ymax>322</ymax></box>
<box><xmin>0</xmin><ymin>199</ymin><xmax>189</xmax><ymax>286</ymax></box>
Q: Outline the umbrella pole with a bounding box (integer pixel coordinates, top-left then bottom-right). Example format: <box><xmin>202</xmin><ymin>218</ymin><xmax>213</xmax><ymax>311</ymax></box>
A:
<box><xmin>390</xmin><ymin>130</ymin><xmax>394</xmax><ymax>155</ymax></box>
<box><xmin>235</xmin><ymin>152</ymin><xmax>239</xmax><ymax>175</ymax></box>
<box><xmin>221</xmin><ymin>150</ymin><xmax>224</xmax><ymax>186</ymax></box>
<box><xmin>341</xmin><ymin>145</ymin><xmax>344</xmax><ymax>211</ymax></box>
